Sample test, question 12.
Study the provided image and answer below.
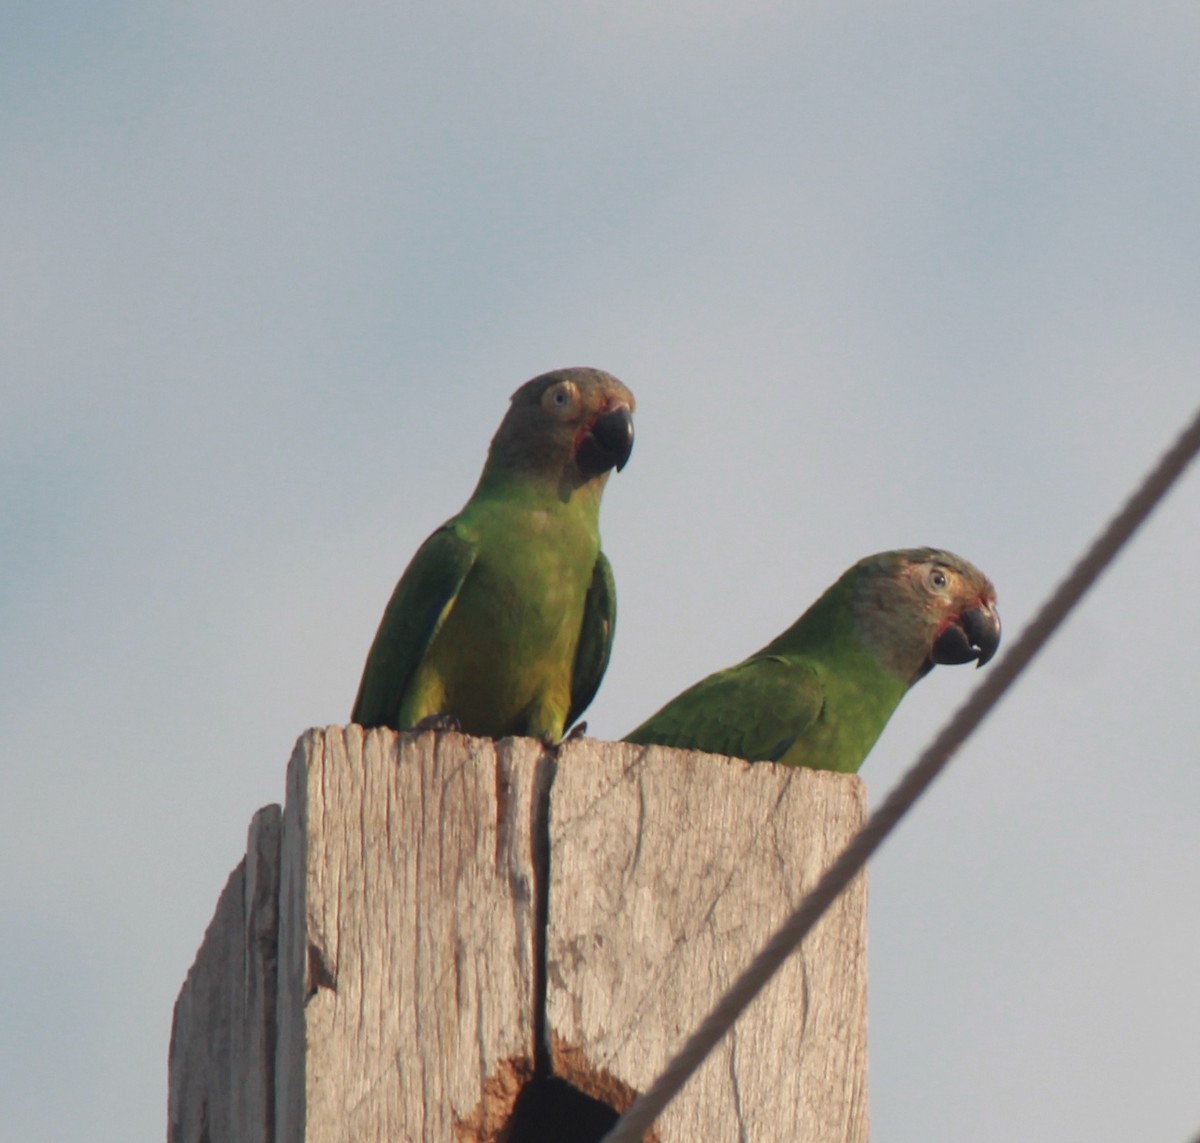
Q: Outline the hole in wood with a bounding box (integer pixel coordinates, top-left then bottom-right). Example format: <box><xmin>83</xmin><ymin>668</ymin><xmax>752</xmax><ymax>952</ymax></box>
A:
<box><xmin>503</xmin><ymin>1074</ymin><xmax>620</xmax><ymax>1143</ymax></box>
<box><xmin>305</xmin><ymin>941</ymin><xmax>336</xmax><ymax>1000</ymax></box>
<box><xmin>458</xmin><ymin>1049</ymin><xmax>660</xmax><ymax>1143</ymax></box>
<box><xmin>455</xmin><ymin>1055</ymin><xmax>534</xmax><ymax>1142</ymax></box>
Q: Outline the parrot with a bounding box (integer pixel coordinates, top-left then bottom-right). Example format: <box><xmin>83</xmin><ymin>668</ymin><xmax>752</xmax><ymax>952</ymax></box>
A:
<box><xmin>624</xmin><ymin>548</ymin><xmax>1000</xmax><ymax>772</ymax></box>
<box><xmin>351</xmin><ymin>367</ymin><xmax>635</xmax><ymax>743</ymax></box>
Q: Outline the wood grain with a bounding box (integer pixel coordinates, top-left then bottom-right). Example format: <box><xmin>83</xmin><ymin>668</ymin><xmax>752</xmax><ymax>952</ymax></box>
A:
<box><xmin>170</xmin><ymin>730</ymin><xmax>869</xmax><ymax>1141</ymax></box>
<box><xmin>169</xmin><ymin>804</ymin><xmax>281</xmax><ymax>1143</ymax></box>
<box><xmin>547</xmin><ymin>739</ymin><xmax>869</xmax><ymax>1142</ymax></box>
<box><xmin>276</xmin><ymin>726</ymin><xmax>546</xmax><ymax>1143</ymax></box>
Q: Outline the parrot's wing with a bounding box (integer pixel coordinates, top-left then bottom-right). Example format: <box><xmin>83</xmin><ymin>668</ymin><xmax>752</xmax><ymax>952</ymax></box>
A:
<box><xmin>566</xmin><ymin>551</ymin><xmax>617</xmax><ymax>730</ymax></box>
<box><xmin>627</xmin><ymin>655</ymin><xmax>824</xmax><ymax>764</ymax></box>
<box><xmin>351</xmin><ymin>524</ymin><xmax>478</xmax><ymax>728</ymax></box>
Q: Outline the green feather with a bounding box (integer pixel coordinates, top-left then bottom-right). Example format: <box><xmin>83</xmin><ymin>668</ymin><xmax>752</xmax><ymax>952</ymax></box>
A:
<box><xmin>352</xmin><ymin>368</ymin><xmax>634</xmax><ymax>743</ymax></box>
<box><xmin>350</xmin><ymin>525</ymin><xmax>476</xmax><ymax>729</ymax></box>
<box><xmin>625</xmin><ymin>548</ymin><xmax>999</xmax><ymax>773</ymax></box>
<box><xmin>567</xmin><ymin>552</ymin><xmax>617</xmax><ymax>730</ymax></box>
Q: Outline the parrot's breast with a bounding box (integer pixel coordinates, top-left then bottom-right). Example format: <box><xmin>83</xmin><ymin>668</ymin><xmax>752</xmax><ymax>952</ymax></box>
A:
<box><xmin>414</xmin><ymin>503</ymin><xmax>600</xmax><ymax>740</ymax></box>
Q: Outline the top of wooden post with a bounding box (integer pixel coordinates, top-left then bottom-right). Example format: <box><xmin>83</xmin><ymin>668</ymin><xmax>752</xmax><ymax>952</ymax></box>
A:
<box><xmin>170</xmin><ymin>727</ymin><xmax>868</xmax><ymax>1143</ymax></box>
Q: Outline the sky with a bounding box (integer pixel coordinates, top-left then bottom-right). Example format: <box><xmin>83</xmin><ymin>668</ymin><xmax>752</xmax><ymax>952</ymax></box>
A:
<box><xmin>3</xmin><ymin>3</ymin><xmax>1199</xmax><ymax>1140</ymax></box>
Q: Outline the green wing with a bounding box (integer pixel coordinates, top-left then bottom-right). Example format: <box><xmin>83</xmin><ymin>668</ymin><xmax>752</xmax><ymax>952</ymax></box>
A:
<box><xmin>565</xmin><ymin>552</ymin><xmax>617</xmax><ymax>730</ymax></box>
<box><xmin>350</xmin><ymin>524</ymin><xmax>477</xmax><ymax>729</ymax></box>
<box><xmin>624</xmin><ymin>656</ymin><xmax>825</xmax><ymax>764</ymax></box>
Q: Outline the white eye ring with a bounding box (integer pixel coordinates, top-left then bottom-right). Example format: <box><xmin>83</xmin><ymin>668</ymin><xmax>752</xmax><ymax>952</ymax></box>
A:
<box><xmin>542</xmin><ymin>380</ymin><xmax>581</xmax><ymax>417</ymax></box>
<box><xmin>930</xmin><ymin>568</ymin><xmax>948</xmax><ymax>589</ymax></box>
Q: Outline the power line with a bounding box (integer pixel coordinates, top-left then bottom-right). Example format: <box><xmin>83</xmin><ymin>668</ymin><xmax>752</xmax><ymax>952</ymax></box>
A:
<box><xmin>602</xmin><ymin>404</ymin><xmax>1200</xmax><ymax>1143</ymax></box>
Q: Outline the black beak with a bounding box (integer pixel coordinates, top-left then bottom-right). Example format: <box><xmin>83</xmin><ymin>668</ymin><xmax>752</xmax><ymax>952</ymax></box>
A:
<box><xmin>577</xmin><ymin>403</ymin><xmax>635</xmax><ymax>476</ymax></box>
<box><xmin>931</xmin><ymin>603</ymin><xmax>1001</xmax><ymax>668</ymax></box>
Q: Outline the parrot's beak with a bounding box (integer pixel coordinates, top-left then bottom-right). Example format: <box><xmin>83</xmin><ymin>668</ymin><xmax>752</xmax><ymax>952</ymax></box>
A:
<box><xmin>931</xmin><ymin>602</ymin><xmax>1001</xmax><ymax>668</ymax></box>
<box><xmin>577</xmin><ymin>403</ymin><xmax>635</xmax><ymax>476</ymax></box>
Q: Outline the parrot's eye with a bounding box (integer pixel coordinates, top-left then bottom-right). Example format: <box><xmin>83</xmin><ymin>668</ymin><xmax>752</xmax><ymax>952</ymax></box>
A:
<box><xmin>542</xmin><ymin>380</ymin><xmax>582</xmax><ymax>419</ymax></box>
<box><xmin>929</xmin><ymin>568</ymin><xmax>949</xmax><ymax>590</ymax></box>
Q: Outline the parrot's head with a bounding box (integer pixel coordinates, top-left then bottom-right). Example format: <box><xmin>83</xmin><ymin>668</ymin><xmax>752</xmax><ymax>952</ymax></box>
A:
<box><xmin>489</xmin><ymin>367</ymin><xmax>636</xmax><ymax>492</ymax></box>
<box><xmin>852</xmin><ymin>548</ymin><xmax>1001</xmax><ymax>685</ymax></box>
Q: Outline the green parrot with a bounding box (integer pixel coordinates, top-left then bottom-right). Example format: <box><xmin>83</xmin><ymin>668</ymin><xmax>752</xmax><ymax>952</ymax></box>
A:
<box><xmin>351</xmin><ymin>367</ymin><xmax>635</xmax><ymax>743</ymax></box>
<box><xmin>624</xmin><ymin>548</ymin><xmax>1000</xmax><ymax>772</ymax></box>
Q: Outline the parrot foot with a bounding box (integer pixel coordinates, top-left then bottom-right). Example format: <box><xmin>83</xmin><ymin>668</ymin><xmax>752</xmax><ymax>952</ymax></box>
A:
<box><xmin>557</xmin><ymin>721</ymin><xmax>588</xmax><ymax>745</ymax></box>
<box><xmin>411</xmin><ymin>713</ymin><xmax>463</xmax><ymax>735</ymax></box>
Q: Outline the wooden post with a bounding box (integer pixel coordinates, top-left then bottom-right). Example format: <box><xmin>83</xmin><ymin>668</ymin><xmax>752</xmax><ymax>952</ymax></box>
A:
<box><xmin>169</xmin><ymin>728</ymin><xmax>868</xmax><ymax>1142</ymax></box>
<box><xmin>168</xmin><ymin>804</ymin><xmax>281</xmax><ymax>1143</ymax></box>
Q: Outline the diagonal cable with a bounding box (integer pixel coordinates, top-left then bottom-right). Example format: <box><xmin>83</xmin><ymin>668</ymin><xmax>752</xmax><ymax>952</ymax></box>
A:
<box><xmin>602</xmin><ymin>404</ymin><xmax>1200</xmax><ymax>1143</ymax></box>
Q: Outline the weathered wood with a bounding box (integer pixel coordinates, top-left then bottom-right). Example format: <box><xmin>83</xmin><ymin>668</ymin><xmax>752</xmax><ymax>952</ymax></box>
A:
<box><xmin>547</xmin><ymin>740</ymin><xmax>869</xmax><ymax>1142</ymax></box>
<box><xmin>170</xmin><ymin>729</ymin><xmax>868</xmax><ymax>1141</ymax></box>
<box><xmin>275</xmin><ymin>726</ymin><xmax>547</xmax><ymax>1142</ymax></box>
<box><xmin>169</xmin><ymin>804</ymin><xmax>281</xmax><ymax>1143</ymax></box>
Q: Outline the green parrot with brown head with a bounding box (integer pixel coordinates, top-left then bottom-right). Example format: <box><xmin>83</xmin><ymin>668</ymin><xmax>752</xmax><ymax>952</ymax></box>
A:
<box><xmin>352</xmin><ymin>367</ymin><xmax>635</xmax><ymax>743</ymax></box>
<box><xmin>625</xmin><ymin>548</ymin><xmax>1000</xmax><ymax>771</ymax></box>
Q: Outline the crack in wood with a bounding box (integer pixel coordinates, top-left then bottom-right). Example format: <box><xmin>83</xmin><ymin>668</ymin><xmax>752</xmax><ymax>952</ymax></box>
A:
<box><xmin>170</xmin><ymin>729</ymin><xmax>866</xmax><ymax>1142</ymax></box>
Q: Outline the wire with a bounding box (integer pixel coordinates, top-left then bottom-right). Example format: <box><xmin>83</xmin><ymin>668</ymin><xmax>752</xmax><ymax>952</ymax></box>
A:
<box><xmin>602</xmin><ymin>404</ymin><xmax>1200</xmax><ymax>1143</ymax></box>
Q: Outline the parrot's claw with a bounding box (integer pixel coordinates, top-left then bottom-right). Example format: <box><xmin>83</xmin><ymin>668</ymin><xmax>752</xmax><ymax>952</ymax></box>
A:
<box><xmin>563</xmin><ymin>720</ymin><xmax>588</xmax><ymax>743</ymax></box>
<box><xmin>542</xmin><ymin>721</ymin><xmax>587</xmax><ymax>753</ymax></box>
<box><xmin>412</xmin><ymin>713</ymin><xmax>463</xmax><ymax>735</ymax></box>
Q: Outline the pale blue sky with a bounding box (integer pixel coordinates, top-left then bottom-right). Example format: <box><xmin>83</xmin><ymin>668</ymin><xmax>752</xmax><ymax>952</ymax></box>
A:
<box><xmin>3</xmin><ymin>4</ymin><xmax>1199</xmax><ymax>1140</ymax></box>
